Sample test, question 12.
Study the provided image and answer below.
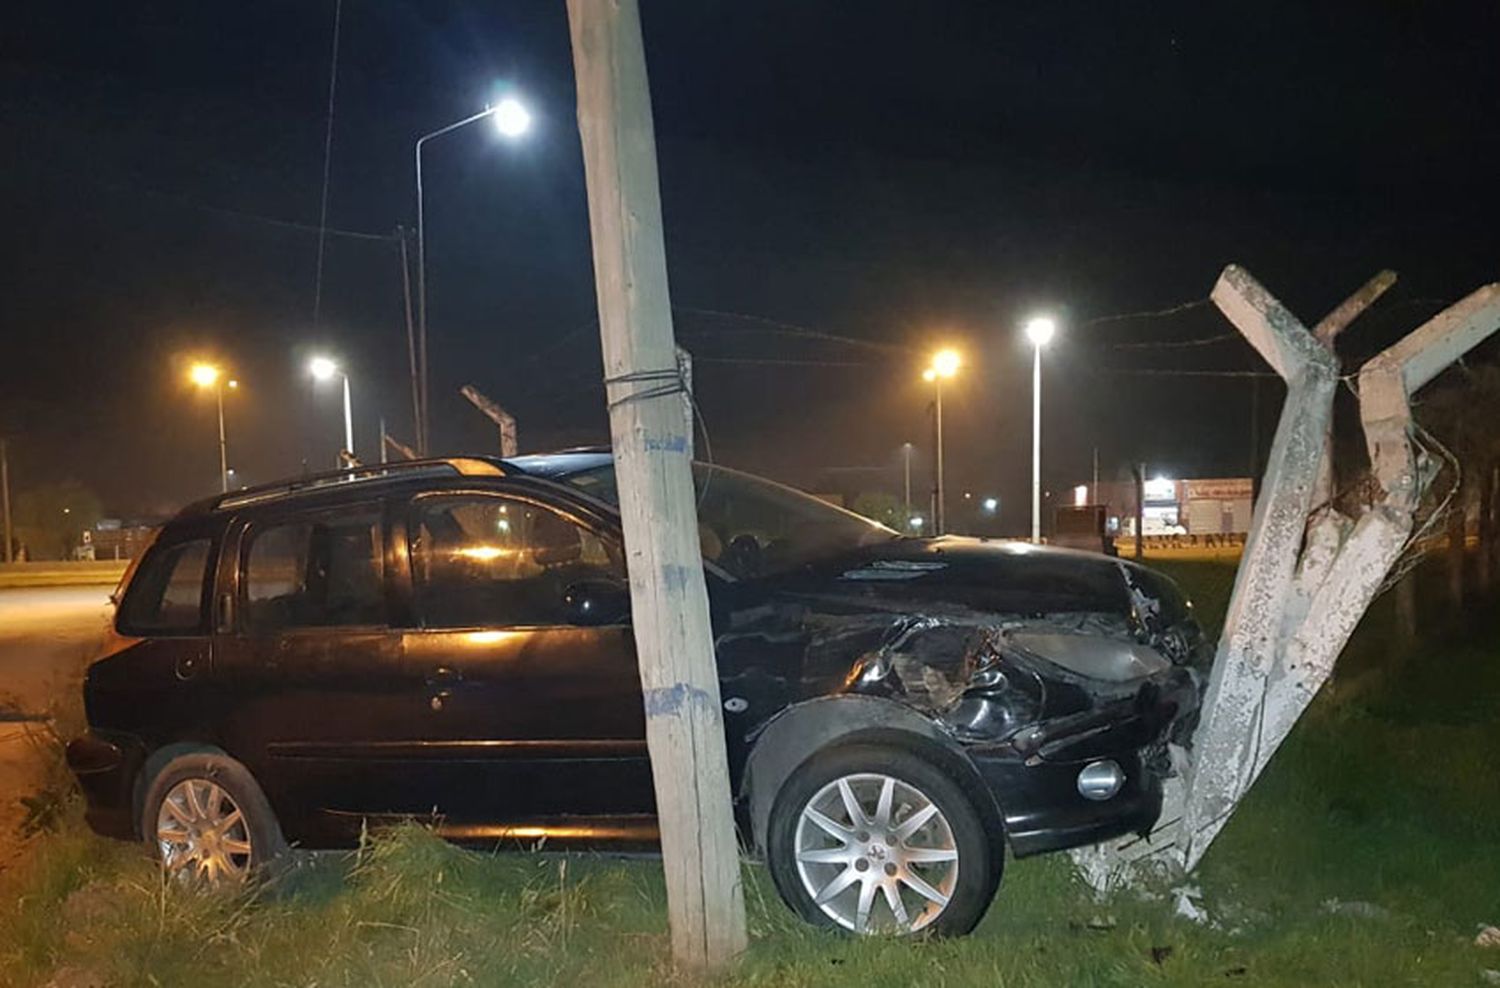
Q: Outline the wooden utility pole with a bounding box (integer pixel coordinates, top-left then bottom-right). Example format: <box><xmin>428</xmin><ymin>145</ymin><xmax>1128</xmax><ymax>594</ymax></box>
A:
<box><xmin>566</xmin><ymin>0</ymin><xmax>746</xmax><ymax>972</ymax></box>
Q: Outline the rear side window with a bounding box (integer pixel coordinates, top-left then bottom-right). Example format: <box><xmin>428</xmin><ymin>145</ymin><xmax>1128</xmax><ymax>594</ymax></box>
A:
<box><xmin>118</xmin><ymin>539</ymin><xmax>212</xmax><ymax>635</ymax></box>
<box><xmin>242</xmin><ymin>507</ymin><xmax>385</xmax><ymax>632</ymax></box>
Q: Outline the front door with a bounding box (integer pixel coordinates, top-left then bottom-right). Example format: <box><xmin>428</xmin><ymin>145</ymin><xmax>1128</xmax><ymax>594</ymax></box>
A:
<box><xmin>393</xmin><ymin>489</ymin><xmax>652</xmax><ymax>829</ymax></box>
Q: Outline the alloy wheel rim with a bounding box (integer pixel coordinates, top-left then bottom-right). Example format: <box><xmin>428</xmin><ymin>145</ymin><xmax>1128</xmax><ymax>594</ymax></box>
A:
<box><xmin>156</xmin><ymin>778</ymin><xmax>253</xmax><ymax>884</ymax></box>
<box><xmin>793</xmin><ymin>772</ymin><xmax>959</xmax><ymax>934</ymax></box>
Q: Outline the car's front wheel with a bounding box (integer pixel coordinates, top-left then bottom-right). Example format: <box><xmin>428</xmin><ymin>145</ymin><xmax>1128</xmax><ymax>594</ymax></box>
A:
<box><xmin>141</xmin><ymin>751</ymin><xmax>286</xmax><ymax>885</ymax></box>
<box><xmin>766</xmin><ymin>744</ymin><xmax>1000</xmax><ymax>936</ymax></box>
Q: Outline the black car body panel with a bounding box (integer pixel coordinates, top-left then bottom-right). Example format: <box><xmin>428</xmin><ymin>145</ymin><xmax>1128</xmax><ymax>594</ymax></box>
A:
<box><xmin>69</xmin><ymin>453</ymin><xmax>1205</xmax><ymax>861</ymax></box>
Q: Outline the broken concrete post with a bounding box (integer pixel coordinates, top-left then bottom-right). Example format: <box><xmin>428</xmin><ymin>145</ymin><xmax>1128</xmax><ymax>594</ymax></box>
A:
<box><xmin>459</xmin><ymin>384</ymin><xmax>519</xmax><ymax>457</ymax></box>
<box><xmin>1073</xmin><ymin>268</ymin><xmax>1500</xmax><ymax>888</ymax></box>
<box><xmin>676</xmin><ymin>345</ymin><xmax>694</xmax><ymax>460</ymax></box>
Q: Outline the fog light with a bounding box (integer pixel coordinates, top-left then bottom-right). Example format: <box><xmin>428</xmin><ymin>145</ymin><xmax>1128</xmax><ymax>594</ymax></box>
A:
<box><xmin>1077</xmin><ymin>759</ymin><xmax>1125</xmax><ymax>801</ymax></box>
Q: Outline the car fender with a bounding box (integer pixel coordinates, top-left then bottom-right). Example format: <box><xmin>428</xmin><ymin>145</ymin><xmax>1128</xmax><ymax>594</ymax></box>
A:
<box><xmin>740</xmin><ymin>693</ymin><xmax>1007</xmax><ymax>861</ymax></box>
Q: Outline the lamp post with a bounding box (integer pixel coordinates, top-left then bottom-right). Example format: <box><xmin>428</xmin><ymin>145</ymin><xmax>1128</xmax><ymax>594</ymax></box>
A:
<box><xmin>1024</xmin><ymin>316</ymin><xmax>1057</xmax><ymax>543</ymax></box>
<box><xmin>414</xmin><ymin>96</ymin><xmax>532</xmax><ymax>454</ymax></box>
<box><xmin>189</xmin><ymin>363</ymin><xmax>237</xmax><ymax>493</ymax></box>
<box><xmin>923</xmin><ymin>348</ymin><xmax>961</xmax><ymax>535</ymax></box>
<box><xmin>902</xmin><ymin>441</ymin><xmax>913</xmax><ymax>532</ymax></box>
<box><xmin>309</xmin><ymin>356</ymin><xmax>353</xmax><ymax>465</ymax></box>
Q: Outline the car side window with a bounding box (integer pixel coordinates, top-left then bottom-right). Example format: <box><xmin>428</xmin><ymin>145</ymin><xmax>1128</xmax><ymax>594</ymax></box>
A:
<box><xmin>118</xmin><ymin>538</ymin><xmax>212</xmax><ymax>635</ymax></box>
<box><xmin>242</xmin><ymin>507</ymin><xmax>385</xmax><ymax>632</ymax></box>
<box><xmin>409</xmin><ymin>494</ymin><xmax>623</xmax><ymax>629</ymax></box>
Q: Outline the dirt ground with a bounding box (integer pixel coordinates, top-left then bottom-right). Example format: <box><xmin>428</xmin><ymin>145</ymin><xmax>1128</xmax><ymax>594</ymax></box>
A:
<box><xmin>0</xmin><ymin>587</ymin><xmax>112</xmax><ymax>875</ymax></box>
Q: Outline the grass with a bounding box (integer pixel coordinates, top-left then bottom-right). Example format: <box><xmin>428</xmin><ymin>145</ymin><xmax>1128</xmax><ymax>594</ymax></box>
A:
<box><xmin>3</xmin><ymin>566</ymin><xmax>1499</xmax><ymax>986</ymax></box>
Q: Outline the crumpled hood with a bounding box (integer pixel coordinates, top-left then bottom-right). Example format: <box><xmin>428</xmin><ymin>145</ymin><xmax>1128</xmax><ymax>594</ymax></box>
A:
<box><xmin>714</xmin><ymin>534</ymin><xmax>1206</xmax><ymax>749</ymax></box>
<box><xmin>765</xmin><ymin>535</ymin><xmax>1194</xmax><ymax>635</ymax></box>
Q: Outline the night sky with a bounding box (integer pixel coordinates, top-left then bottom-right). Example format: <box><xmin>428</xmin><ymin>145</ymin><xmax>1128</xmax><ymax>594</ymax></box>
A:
<box><xmin>4</xmin><ymin>1</ymin><xmax>1498</xmax><ymax>532</ymax></box>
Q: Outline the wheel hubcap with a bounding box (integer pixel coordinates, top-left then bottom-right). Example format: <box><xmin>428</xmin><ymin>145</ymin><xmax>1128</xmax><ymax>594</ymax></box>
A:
<box><xmin>794</xmin><ymin>772</ymin><xmax>959</xmax><ymax>934</ymax></box>
<box><xmin>156</xmin><ymin>778</ymin><xmax>253</xmax><ymax>885</ymax></box>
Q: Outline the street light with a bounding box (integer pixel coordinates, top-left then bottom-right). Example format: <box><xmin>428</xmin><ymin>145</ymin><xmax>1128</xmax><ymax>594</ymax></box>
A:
<box><xmin>414</xmin><ymin>96</ymin><xmax>534</xmax><ymax>454</ymax></box>
<box><xmin>491</xmin><ymin>97</ymin><xmax>531</xmax><ymax>138</ymax></box>
<box><xmin>1024</xmin><ymin>316</ymin><xmax>1057</xmax><ymax>543</ymax></box>
<box><xmin>309</xmin><ymin>356</ymin><xmax>354</xmax><ymax>465</ymax></box>
<box><xmin>901</xmin><ymin>442</ymin><xmax>914</xmax><ymax>531</ymax></box>
<box><xmin>189</xmin><ymin>362</ymin><xmax>235</xmax><ymax>493</ymax></box>
<box><xmin>923</xmin><ymin>348</ymin><xmax>961</xmax><ymax>535</ymax></box>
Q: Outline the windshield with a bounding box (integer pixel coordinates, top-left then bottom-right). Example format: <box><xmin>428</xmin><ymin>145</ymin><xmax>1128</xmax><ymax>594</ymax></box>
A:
<box><xmin>559</xmin><ymin>463</ymin><xmax>899</xmax><ymax>579</ymax></box>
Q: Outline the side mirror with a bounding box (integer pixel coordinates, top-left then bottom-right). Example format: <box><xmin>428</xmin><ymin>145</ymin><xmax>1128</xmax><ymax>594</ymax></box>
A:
<box><xmin>562</xmin><ymin>579</ymin><xmax>630</xmax><ymax>626</ymax></box>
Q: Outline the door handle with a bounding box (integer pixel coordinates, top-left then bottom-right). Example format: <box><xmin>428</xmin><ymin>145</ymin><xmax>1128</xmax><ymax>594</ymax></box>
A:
<box><xmin>425</xmin><ymin>666</ymin><xmax>462</xmax><ymax>688</ymax></box>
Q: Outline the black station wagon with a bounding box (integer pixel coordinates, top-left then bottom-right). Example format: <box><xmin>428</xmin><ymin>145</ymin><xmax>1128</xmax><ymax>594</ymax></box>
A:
<box><xmin>68</xmin><ymin>452</ymin><xmax>1205</xmax><ymax>936</ymax></box>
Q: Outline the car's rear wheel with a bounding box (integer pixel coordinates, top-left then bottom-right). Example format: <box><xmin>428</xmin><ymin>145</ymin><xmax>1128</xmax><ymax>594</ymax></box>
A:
<box><xmin>141</xmin><ymin>752</ymin><xmax>285</xmax><ymax>885</ymax></box>
<box><xmin>766</xmin><ymin>744</ymin><xmax>1000</xmax><ymax>936</ymax></box>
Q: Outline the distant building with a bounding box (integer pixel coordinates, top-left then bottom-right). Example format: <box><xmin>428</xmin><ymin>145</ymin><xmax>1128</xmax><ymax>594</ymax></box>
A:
<box><xmin>1076</xmin><ymin>476</ymin><xmax>1254</xmax><ymax>538</ymax></box>
<box><xmin>84</xmin><ymin>519</ymin><xmax>161</xmax><ymax>560</ymax></box>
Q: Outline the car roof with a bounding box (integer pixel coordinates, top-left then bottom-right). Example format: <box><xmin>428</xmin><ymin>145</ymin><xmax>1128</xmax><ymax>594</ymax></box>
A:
<box><xmin>169</xmin><ymin>449</ymin><xmax>623</xmax><ymax>524</ymax></box>
<box><xmin>505</xmin><ymin>450</ymin><xmax>614</xmax><ymax>478</ymax></box>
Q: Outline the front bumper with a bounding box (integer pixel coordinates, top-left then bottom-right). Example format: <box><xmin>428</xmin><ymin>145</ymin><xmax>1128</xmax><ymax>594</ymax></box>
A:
<box><xmin>65</xmin><ymin>731</ymin><xmax>144</xmax><ymax>840</ymax></box>
<box><xmin>970</xmin><ymin>749</ymin><xmax>1162</xmax><ymax>856</ymax></box>
<box><xmin>965</xmin><ymin>672</ymin><xmax>1194</xmax><ymax>857</ymax></box>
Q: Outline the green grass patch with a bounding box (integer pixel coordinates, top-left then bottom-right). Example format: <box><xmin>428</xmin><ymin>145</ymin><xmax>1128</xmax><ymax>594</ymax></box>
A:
<box><xmin>4</xmin><ymin>578</ymin><xmax>1499</xmax><ymax>986</ymax></box>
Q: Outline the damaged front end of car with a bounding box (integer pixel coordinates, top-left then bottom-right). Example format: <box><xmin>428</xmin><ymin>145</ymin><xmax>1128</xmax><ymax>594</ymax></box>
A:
<box><xmin>834</xmin><ymin>609</ymin><xmax>1202</xmax><ymax>855</ymax></box>
<box><xmin>727</xmin><ymin>555</ymin><xmax>1208</xmax><ymax>859</ymax></box>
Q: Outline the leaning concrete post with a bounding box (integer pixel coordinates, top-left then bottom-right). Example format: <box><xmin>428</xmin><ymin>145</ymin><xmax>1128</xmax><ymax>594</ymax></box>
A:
<box><xmin>1074</xmin><ymin>267</ymin><xmax>1500</xmax><ymax>888</ymax></box>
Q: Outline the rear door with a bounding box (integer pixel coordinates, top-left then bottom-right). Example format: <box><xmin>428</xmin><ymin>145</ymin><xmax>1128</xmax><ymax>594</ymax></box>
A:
<box><xmin>212</xmin><ymin>501</ymin><xmax>409</xmax><ymax>840</ymax></box>
<box><xmin>392</xmin><ymin>488</ymin><xmax>653</xmax><ymax>826</ymax></box>
<box><xmin>109</xmin><ymin>523</ymin><xmax>219</xmax><ymax>741</ymax></box>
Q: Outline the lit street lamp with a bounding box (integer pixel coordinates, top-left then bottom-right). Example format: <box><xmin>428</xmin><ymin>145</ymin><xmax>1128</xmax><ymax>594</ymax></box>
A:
<box><xmin>1024</xmin><ymin>316</ymin><xmax>1057</xmax><ymax>543</ymax></box>
<box><xmin>189</xmin><ymin>363</ymin><xmax>237</xmax><ymax>493</ymax></box>
<box><xmin>923</xmin><ymin>348</ymin><xmax>961</xmax><ymax>535</ymax></box>
<box><xmin>901</xmin><ymin>441</ymin><xmax>914</xmax><ymax>532</ymax></box>
<box><xmin>414</xmin><ymin>96</ymin><xmax>533</xmax><ymax>454</ymax></box>
<box><xmin>309</xmin><ymin>356</ymin><xmax>354</xmax><ymax>465</ymax></box>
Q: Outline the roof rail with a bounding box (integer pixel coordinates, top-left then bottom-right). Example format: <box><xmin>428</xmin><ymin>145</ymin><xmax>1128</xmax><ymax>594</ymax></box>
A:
<box><xmin>204</xmin><ymin>456</ymin><xmax>511</xmax><ymax>512</ymax></box>
<box><xmin>544</xmin><ymin>444</ymin><xmax>613</xmax><ymax>455</ymax></box>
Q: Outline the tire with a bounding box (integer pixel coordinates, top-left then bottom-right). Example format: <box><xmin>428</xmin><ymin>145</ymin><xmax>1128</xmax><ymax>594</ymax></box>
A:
<box><xmin>140</xmin><ymin>751</ymin><xmax>287</xmax><ymax>885</ymax></box>
<box><xmin>766</xmin><ymin>743</ymin><xmax>1001</xmax><ymax>937</ymax></box>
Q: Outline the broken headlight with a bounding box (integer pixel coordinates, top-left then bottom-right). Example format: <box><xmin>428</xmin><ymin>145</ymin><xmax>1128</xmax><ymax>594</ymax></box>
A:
<box><xmin>1007</xmin><ymin>630</ymin><xmax>1171</xmax><ymax>683</ymax></box>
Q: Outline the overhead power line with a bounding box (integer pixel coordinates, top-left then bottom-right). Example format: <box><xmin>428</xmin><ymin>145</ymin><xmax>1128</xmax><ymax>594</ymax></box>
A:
<box><xmin>131</xmin><ymin>183</ymin><xmax>399</xmax><ymax>242</ymax></box>
<box><xmin>1109</xmin><ymin>331</ymin><xmax>1241</xmax><ymax>350</ymax></box>
<box><xmin>692</xmin><ymin>356</ymin><xmax>874</xmax><ymax>368</ymax></box>
<box><xmin>1080</xmin><ymin>298</ymin><xmax>1212</xmax><ymax>327</ymax></box>
<box><xmin>673</xmin><ymin>306</ymin><xmax>914</xmax><ymax>355</ymax></box>
<box><xmin>311</xmin><ymin>0</ymin><xmax>345</xmax><ymax>327</ymax></box>
<box><xmin>1097</xmin><ymin>367</ymin><xmax>1277</xmax><ymax>378</ymax></box>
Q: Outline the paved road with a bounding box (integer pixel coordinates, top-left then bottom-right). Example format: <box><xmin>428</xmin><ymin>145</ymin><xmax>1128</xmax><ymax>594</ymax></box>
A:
<box><xmin>0</xmin><ymin>587</ymin><xmax>113</xmax><ymax>859</ymax></box>
<box><xmin>0</xmin><ymin>586</ymin><xmax>113</xmax><ymax>714</ymax></box>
